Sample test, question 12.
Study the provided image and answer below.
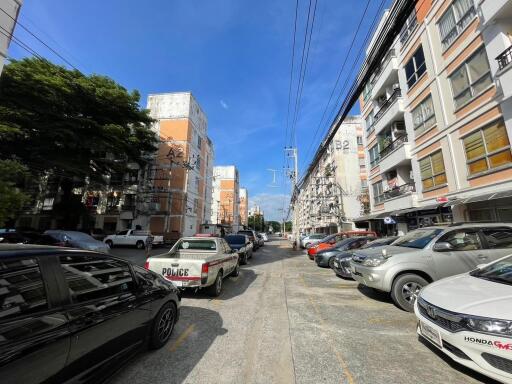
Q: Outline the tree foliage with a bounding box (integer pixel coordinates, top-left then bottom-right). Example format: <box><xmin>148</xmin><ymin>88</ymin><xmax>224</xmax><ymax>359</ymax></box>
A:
<box><xmin>0</xmin><ymin>58</ymin><xmax>157</xmax><ymax>184</ymax></box>
<box><xmin>0</xmin><ymin>160</ymin><xmax>29</xmax><ymax>227</ymax></box>
<box><xmin>248</xmin><ymin>214</ymin><xmax>265</xmax><ymax>232</ymax></box>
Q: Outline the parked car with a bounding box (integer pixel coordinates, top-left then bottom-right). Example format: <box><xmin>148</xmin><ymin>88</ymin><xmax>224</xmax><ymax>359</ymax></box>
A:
<box><xmin>145</xmin><ymin>237</ymin><xmax>239</xmax><ymax>296</ymax></box>
<box><xmin>301</xmin><ymin>233</ymin><xmax>326</xmax><ymax>249</ymax></box>
<box><xmin>315</xmin><ymin>237</ymin><xmax>375</xmax><ymax>268</ymax></box>
<box><xmin>44</xmin><ymin>230</ymin><xmax>110</xmax><ymax>254</ymax></box>
<box><xmin>225</xmin><ymin>234</ymin><xmax>253</xmax><ymax>264</ymax></box>
<box><xmin>350</xmin><ymin>223</ymin><xmax>512</xmax><ymax>312</ymax></box>
<box><xmin>103</xmin><ymin>229</ymin><xmax>164</xmax><ymax>249</ymax></box>
<box><xmin>0</xmin><ymin>230</ymin><xmax>28</xmax><ymax>244</ymax></box>
<box><xmin>332</xmin><ymin>237</ymin><xmax>398</xmax><ymax>278</ymax></box>
<box><xmin>237</xmin><ymin>229</ymin><xmax>259</xmax><ymax>250</ymax></box>
<box><xmin>256</xmin><ymin>233</ymin><xmax>265</xmax><ymax>247</ymax></box>
<box><xmin>0</xmin><ymin>244</ymin><xmax>181</xmax><ymax>384</ymax></box>
<box><xmin>260</xmin><ymin>233</ymin><xmax>268</xmax><ymax>242</ymax></box>
<box><xmin>415</xmin><ymin>254</ymin><xmax>512</xmax><ymax>384</ymax></box>
<box><xmin>308</xmin><ymin>231</ymin><xmax>377</xmax><ymax>259</ymax></box>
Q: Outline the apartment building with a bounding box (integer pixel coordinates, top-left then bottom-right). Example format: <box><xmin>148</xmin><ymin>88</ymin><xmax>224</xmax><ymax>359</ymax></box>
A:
<box><xmin>239</xmin><ymin>188</ymin><xmax>249</xmax><ymax>227</ymax></box>
<box><xmin>0</xmin><ymin>0</ymin><xmax>22</xmax><ymax>75</ymax></box>
<box><xmin>144</xmin><ymin>92</ymin><xmax>214</xmax><ymax>239</ymax></box>
<box><xmin>211</xmin><ymin>165</ymin><xmax>240</xmax><ymax>232</ymax></box>
<box><xmin>294</xmin><ymin>116</ymin><xmax>367</xmax><ymax>234</ymax></box>
<box><xmin>357</xmin><ymin>0</ymin><xmax>512</xmax><ymax>235</ymax></box>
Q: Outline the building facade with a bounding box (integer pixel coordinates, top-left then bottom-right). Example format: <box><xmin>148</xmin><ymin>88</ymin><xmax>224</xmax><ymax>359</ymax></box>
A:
<box><xmin>0</xmin><ymin>0</ymin><xmax>22</xmax><ymax>75</ymax></box>
<box><xmin>143</xmin><ymin>92</ymin><xmax>214</xmax><ymax>239</ymax></box>
<box><xmin>357</xmin><ymin>0</ymin><xmax>512</xmax><ymax>235</ymax></box>
<box><xmin>293</xmin><ymin>116</ymin><xmax>367</xmax><ymax>234</ymax></box>
<box><xmin>239</xmin><ymin>188</ymin><xmax>248</xmax><ymax>227</ymax></box>
<box><xmin>211</xmin><ymin>165</ymin><xmax>240</xmax><ymax>232</ymax></box>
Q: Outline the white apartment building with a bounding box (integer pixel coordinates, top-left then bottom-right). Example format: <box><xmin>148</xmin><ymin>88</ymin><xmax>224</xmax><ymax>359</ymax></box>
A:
<box><xmin>211</xmin><ymin>165</ymin><xmax>240</xmax><ymax>232</ymax></box>
<box><xmin>0</xmin><ymin>0</ymin><xmax>22</xmax><ymax>75</ymax></box>
<box><xmin>294</xmin><ymin>116</ymin><xmax>367</xmax><ymax>234</ymax></box>
<box><xmin>357</xmin><ymin>0</ymin><xmax>512</xmax><ymax>235</ymax></box>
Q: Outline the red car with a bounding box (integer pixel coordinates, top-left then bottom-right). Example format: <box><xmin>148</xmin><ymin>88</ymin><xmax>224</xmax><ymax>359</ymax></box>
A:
<box><xmin>307</xmin><ymin>231</ymin><xmax>377</xmax><ymax>260</ymax></box>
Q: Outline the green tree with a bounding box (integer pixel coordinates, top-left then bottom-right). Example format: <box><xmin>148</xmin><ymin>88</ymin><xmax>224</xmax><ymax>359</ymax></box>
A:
<box><xmin>0</xmin><ymin>58</ymin><xmax>157</xmax><ymax>228</ymax></box>
<box><xmin>248</xmin><ymin>214</ymin><xmax>265</xmax><ymax>232</ymax></box>
<box><xmin>0</xmin><ymin>160</ymin><xmax>29</xmax><ymax>227</ymax></box>
<box><xmin>266</xmin><ymin>221</ymin><xmax>281</xmax><ymax>233</ymax></box>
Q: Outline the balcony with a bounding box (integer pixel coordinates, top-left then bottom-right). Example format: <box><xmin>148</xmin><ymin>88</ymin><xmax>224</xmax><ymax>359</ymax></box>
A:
<box><xmin>372</xmin><ymin>89</ymin><xmax>404</xmax><ymax>135</ymax></box>
<box><xmin>371</xmin><ymin>50</ymin><xmax>399</xmax><ymax>99</ymax></box>
<box><xmin>479</xmin><ymin>0</ymin><xmax>512</xmax><ymax>27</ymax></box>
<box><xmin>496</xmin><ymin>46</ymin><xmax>512</xmax><ymax>101</ymax></box>
<box><xmin>379</xmin><ymin>136</ymin><xmax>411</xmax><ymax>173</ymax></box>
<box><xmin>497</xmin><ymin>46</ymin><xmax>512</xmax><ymax>70</ymax></box>
<box><xmin>383</xmin><ymin>183</ymin><xmax>418</xmax><ymax>212</ymax></box>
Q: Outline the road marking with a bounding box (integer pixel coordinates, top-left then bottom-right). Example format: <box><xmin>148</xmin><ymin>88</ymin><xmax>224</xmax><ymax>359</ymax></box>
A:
<box><xmin>302</xmin><ymin>276</ymin><xmax>355</xmax><ymax>384</ymax></box>
<box><xmin>169</xmin><ymin>324</ymin><xmax>195</xmax><ymax>352</ymax></box>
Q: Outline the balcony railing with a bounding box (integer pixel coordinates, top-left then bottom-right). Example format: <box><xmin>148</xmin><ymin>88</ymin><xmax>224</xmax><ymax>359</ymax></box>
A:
<box><xmin>373</xmin><ymin>88</ymin><xmax>402</xmax><ymax>123</ymax></box>
<box><xmin>379</xmin><ymin>135</ymin><xmax>408</xmax><ymax>159</ymax></box>
<box><xmin>497</xmin><ymin>46</ymin><xmax>512</xmax><ymax>71</ymax></box>
<box><xmin>383</xmin><ymin>182</ymin><xmax>415</xmax><ymax>201</ymax></box>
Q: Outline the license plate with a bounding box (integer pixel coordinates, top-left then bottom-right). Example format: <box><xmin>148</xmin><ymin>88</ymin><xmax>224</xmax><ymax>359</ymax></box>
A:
<box><xmin>172</xmin><ymin>280</ymin><xmax>183</xmax><ymax>287</ymax></box>
<box><xmin>420</xmin><ymin>321</ymin><xmax>442</xmax><ymax>348</ymax></box>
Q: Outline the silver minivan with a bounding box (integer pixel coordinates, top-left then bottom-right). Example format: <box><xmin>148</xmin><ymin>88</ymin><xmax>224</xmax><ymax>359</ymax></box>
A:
<box><xmin>350</xmin><ymin>223</ymin><xmax>512</xmax><ymax>312</ymax></box>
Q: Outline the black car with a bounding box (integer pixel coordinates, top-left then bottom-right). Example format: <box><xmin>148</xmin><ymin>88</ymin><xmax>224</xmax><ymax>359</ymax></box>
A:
<box><xmin>0</xmin><ymin>245</ymin><xmax>180</xmax><ymax>384</ymax></box>
<box><xmin>225</xmin><ymin>234</ymin><xmax>253</xmax><ymax>264</ymax></box>
<box><xmin>315</xmin><ymin>237</ymin><xmax>375</xmax><ymax>268</ymax></box>
<box><xmin>0</xmin><ymin>231</ymin><xmax>28</xmax><ymax>244</ymax></box>
<box><xmin>237</xmin><ymin>230</ymin><xmax>259</xmax><ymax>250</ymax></box>
<box><xmin>332</xmin><ymin>236</ymin><xmax>399</xmax><ymax>278</ymax></box>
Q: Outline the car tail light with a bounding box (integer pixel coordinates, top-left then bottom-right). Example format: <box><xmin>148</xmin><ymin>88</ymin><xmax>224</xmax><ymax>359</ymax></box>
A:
<box><xmin>201</xmin><ymin>263</ymin><xmax>209</xmax><ymax>284</ymax></box>
<box><xmin>144</xmin><ymin>260</ymin><xmax>150</xmax><ymax>270</ymax></box>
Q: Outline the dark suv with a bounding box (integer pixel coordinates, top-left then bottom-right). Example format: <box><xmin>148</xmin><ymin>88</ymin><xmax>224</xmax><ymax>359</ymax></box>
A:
<box><xmin>237</xmin><ymin>230</ymin><xmax>259</xmax><ymax>250</ymax></box>
<box><xmin>0</xmin><ymin>245</ymin><xmax>180</xmax><ymax>383</ymax></box>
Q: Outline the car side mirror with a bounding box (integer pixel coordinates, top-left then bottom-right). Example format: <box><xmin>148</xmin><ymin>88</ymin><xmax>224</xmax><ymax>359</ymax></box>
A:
<box><xmin>433</xmin><ymin>242</ymin><xmax>453</xmax><ymax>252</ymax></box>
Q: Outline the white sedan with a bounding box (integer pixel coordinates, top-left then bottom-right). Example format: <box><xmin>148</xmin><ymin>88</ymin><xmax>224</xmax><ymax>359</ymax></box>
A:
<box><xmin>415</xmin><ymin>254</ymin><xmax>512</xmax><ymax>384</ymax></box>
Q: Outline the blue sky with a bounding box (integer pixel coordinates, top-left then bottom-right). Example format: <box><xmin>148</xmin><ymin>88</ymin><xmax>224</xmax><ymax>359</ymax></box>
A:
<box><xmin>9</xmin><ymin>0</ymin><xmax>389</xmax><ymax>220</ymax></box>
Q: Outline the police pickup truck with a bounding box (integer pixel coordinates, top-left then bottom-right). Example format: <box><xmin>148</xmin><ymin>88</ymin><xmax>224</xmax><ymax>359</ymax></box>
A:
<box><xmin>145</xmin><ymin>237</ymin><xmax>240</xmax><ymax>296</ymax></box>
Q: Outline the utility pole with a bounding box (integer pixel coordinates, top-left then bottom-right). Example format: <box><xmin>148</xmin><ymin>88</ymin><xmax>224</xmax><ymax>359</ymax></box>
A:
<box><xmin>285</xmin><ymin>147</ymin><xmax>298</xmax><ymax>241</ymax></box>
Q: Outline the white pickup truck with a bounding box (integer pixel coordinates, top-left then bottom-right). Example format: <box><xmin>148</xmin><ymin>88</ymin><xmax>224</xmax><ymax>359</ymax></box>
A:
<box><xmin>145</xmin><ymin>237</ymin><xmax>240</xmax><ymax>296</ymax></box>
<box><xmin>103</xmin><ymin>229</ymin><xmax>164</xmax><ymax>249</ymax></box>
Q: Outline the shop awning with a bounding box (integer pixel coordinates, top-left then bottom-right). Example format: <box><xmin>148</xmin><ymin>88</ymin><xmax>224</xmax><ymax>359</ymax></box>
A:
<box><xmin>391</xmin><ymin>203</ymin><xmax>444</xmax><ymax>216</ymax></box>
<box><xmin>443</xmin><ymin>190</ymin><xmax>512</xmax><ymax>206</ymax></box>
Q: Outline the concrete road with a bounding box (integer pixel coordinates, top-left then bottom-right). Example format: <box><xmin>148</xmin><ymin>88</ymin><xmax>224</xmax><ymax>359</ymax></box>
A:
<box><xmin>111</xmin><ymin>239</ymin><xmax>496</xmax><ymax>384</ymax></box>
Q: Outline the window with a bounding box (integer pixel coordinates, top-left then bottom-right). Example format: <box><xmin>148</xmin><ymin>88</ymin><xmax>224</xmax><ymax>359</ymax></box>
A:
<box><xmin>438</xmin><ymin>0</ymin><xmax>476</xmax><ymax>50</ymax></box>
<box><xmin>365</xmin><ymin>113</ymin><xmax>374</xmax><ymax>132</ymax></box>
<box><xmin>419</xmin><ymin>151</ymin><xmax>447</xmax><ymax>190</ymax></box>
<box><xmin>361</xmin><ymin>179</ymin><xmax>368</xmax><ymax>189</ymax></box>
<box><xmin>437</xmin><ymin>229</ymin><xmax>482</xmax><ymax>251</ymax></box>
<box><xmin>463</xmin><ymin>119</ymin><xmax>512</xmax><ymax>175</ymax></box>
<box><xmin>405</xmin><ymin>46</ymin><xmax>426</xmax><ymax>88</ymax></box>
<box><xmin>117</xmin><ymin>230</ymin><xmax>128</xmax><ymax>235</ymax></box>
<box><xmin>362</xmin><ymin>82</ymin><xmax>373</xmax><ymax>102</ymax></box>
<box><xmin>357</xmin><ymin>136</ymin><xmax>363</xmax><ymax>145</ymax></box>
<box><xmin>372</xmin><ymin>182</ymin><xmax>384</xmax><ymax>204</ymax></box>
<box><xmin>369</xmin><ymin>145</ymin><xmax>380</xmax><ymax>168</ymax></box>
<box><xmin>450</xmin><ymin>48</ymin><xmax>492</xmax><ymax>108</ymax></box>
<box><xmin>399</xmin><ymin>9</ymin><xmax>418</xmax><ymax>46</ymax></box>
<box><xmin>59</xmin><ymin>254</ymin><xmax>134</xmax><ymax>303</ymax></box>
<box><xmin>197</xmin><ymin>135</ymin><xmax>202</xmax><ymax>149</ymax></box>
<box><xmin>0</xmin><ymin>258</ymin><xmax>48</xmax><ymax>320</ymax></box>
<box><xmin>481</xmin><ymin>228</ymin><xmax>512</xmax><ymax>249</ymax></box>
<box><xmin>175</xmin><ymin>239</ymin><xmax>216</xmax><ymax>250</ymax></box>
<box><xmin>412</xmin><ymin>95</ymin><xmax>436</xmax><ymax>136</ymax></box>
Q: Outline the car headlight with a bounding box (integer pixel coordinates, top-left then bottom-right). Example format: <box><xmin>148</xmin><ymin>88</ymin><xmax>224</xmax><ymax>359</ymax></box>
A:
<box><xmin>361</xmin><ymin>257</ymin><xmax>387</xmax><ymax>267</ymax></box>
<box><xmin>466</xmin><ymin>317</ymin><xmax>512</xmax><ymax>336</ymax></box>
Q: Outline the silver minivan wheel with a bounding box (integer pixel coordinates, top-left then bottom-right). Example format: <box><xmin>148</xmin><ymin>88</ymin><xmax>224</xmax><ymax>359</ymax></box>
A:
<box><xmin>391</xmin><ymin>274</ymin><xmax>429</xmax><ymax>312</ymax></box>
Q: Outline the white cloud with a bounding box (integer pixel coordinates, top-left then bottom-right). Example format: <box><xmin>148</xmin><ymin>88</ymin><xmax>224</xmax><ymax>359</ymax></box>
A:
<box><xmin>220</xmin><ymin>99</ymin><xmax>229</xmax><ymax>110</ymax></box>
<box><xmin>249</xmin><ymin>193</ymin><xmax>290</xmax><ymax>221</ymax></box>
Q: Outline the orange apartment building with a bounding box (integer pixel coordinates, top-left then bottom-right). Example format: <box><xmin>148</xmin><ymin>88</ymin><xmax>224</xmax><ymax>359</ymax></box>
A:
<box><xmin>357</xmin><ymin>0</ymin><xmax>512</xmax><ymax>234</ymax></box>
<box><xmin>145</xmin><ymin>92</ymin><xmax>214</xmax><ymax>239</ymax></box>
<box><xmin>211</xmin><ymin>166</ymin><xmax>240</xmax><ymax>232</ymax></box>
<box><xmin>239</xmin><ymin>188</ymin><xmax>248</xmax><ymax>227</ymax></box>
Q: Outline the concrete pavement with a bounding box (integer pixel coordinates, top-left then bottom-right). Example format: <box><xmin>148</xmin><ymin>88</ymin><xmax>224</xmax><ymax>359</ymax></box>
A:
<box><xmin>111</xmin><ymin>239</ymin><xmax>496</xmax><ymax>384</ymax></box>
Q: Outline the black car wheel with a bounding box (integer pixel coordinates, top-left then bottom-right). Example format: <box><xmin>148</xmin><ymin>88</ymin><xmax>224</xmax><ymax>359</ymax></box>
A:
<box><xmin>150</xmin><ymin>302</ymin><xmax>176</xmax><ymax>349</ymax></box>
<box><xmin>240</xmin><ymin>253</ymin><xmax>248</xmax><ymax>265</ymax></box>
<box><xmin>136</xmin><ymin>240</ymin><xmax>145</xmax><ymax>249</ymax></box>
<box><xmin>231</xmin><ymin>262</ymin><xmax>240</xmax><ymax>277</ymax></box>
<box><xmin>207</xmin><ymin>272</ymin><xmax>223</xmax><ymax>297</ymax></box>
<box><xmin>391</xmin><ymin>274</ymin><xmax>428</xmax><ymax>312</ymax></box>
<box><xmin>328</xmin><ymin>257</ymin><xmax>335</xmax><ymax>269</ymax></box>
<box><xmin>105</xmin><ymin>240</ymin><xmax>113</xmax><ymax>248</ymax></box>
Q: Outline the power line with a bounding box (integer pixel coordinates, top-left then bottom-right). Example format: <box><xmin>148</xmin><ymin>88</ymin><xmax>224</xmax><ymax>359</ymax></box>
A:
<box><xmin>289</xmin><ymin>0</ymin><xmax>318</xmax><ymax>148</ymax></box>
<box><xmin>0</xmin><ymin>6</ymin><xmax>79</xmax><ymax>70</ymax></box>
<box><xmin>0</xmin><ymin>25</ymin><xmax>43</xmax><ymax>60</ymax></box>
<box><xmin>301</xmin><ymin>0</ymin><xmax>373</xmax><ymax>169</ymax></box>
